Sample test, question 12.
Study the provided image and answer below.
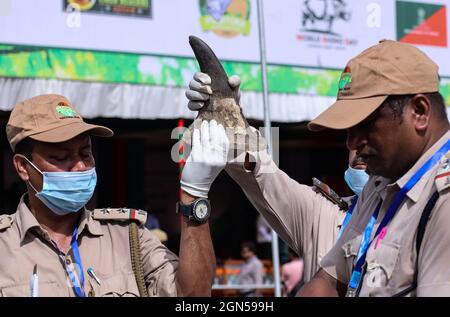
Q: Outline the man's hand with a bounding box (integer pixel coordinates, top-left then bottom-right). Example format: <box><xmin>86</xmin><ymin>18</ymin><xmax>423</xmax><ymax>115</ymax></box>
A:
<box><xmin>185</xmin><ymin>72</ymin><xmax>264</xmax><ymax>171</ymax></box>
<box><xmin>186</xmin><ymin>72</ymin><xmax>241</xmax><ymax>111</ymax></box>
<box><xmin>180</xmin><ymin>120</ymin><xmax>229</xmax><ymax>198</ymax></box>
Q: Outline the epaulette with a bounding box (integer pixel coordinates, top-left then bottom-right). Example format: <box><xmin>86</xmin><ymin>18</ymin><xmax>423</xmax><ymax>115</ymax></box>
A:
<box><xmin>312</xmin><ymin>177</ymin><xmax>349</xmax><ymax>211</ymax></box>
<box><xmin>435</xmin><ymin>153</ymin><xmax>450</xmax><ymax>193</ymax></box>
<box><xmin>92</xmin><ymin>208</ymin><xmax>147</xmax><ymax>225</ymax></box>
<box><xmin>0</xmin><ymin>214</ymin><xmax>13</xmax><ymax>231</ymax></box>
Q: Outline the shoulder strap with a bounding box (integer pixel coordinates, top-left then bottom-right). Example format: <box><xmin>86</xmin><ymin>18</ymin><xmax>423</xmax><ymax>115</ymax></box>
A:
<box><xmin>92</xmin><ymin>208</ymin><xmax>147</xmax><ymax>225</ymax></box>
<box><xmin>392</xmin><ymin>191</ymin><xmax>439</xmax><ymax>297</ymax></box>
<box><xmin>435</xmin><ymin>153</ymin><xmax>450</xmax><ymax>193</ymax></box>
<box><xmin>0</xmin><ymin>215</ymin><xmax>13</xmax><ymax>231</ymax></box>
<box><xmin>312</xmin><ymin>177</ymin><xmax>349</xmax><ymax>211</ymax></box>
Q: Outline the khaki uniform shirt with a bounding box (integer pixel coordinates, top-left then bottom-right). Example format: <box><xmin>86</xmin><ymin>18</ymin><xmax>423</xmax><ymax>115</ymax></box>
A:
<box><xmin>226</xmin><ymin>150</ymin><xmax>347</xmax><ymax>283</ymax></box>
<box><xmin>0</xmin><ymin>196</ymin><xmax>179</xmax><ymax>297</ymax></box>
<box><xmin>320</xmin><ymin>131</ymin><xmax>450</xmax><ymax>296</ymax></box>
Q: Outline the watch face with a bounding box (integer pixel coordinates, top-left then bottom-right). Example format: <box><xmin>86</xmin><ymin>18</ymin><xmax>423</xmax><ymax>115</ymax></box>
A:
<box><xmin>194</xmin><ymin>200</ymin><xmax>210</xmax><ymax>221</ymax></box>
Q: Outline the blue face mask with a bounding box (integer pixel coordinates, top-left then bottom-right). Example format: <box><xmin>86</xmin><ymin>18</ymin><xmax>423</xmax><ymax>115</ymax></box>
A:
<box><xmin>21</xmin><ymin>156</ymin><xmax>97</xmax><ymax>216</ymax></box>
<box><xmin>344</xmin><ymin>166</ymin><xmax>369</xmax><ymax>196</ymax></box>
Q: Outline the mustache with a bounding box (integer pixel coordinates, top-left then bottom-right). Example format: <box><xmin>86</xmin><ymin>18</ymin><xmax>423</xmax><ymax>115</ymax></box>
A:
<box><xmin>352</xmin><ymin>155</ymin><xmax>367</xmax><ymax>167</ymax></box>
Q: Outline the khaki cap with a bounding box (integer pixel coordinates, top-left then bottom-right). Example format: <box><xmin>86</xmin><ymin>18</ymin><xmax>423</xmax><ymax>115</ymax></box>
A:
<box><xmin>6</xmin><ymin>94</ymin><xmax>113</xmax><ymax>151</ymax></box>
<box><xmin>308</xmin><ymin>40</ymin><xmax>440</xmax><ymax>131</ymax></box>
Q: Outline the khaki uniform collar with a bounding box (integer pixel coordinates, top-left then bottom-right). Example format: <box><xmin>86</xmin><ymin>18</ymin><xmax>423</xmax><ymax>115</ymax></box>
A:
<box><xmin>16</xmin><ymin>194</ymin><xmax>103</xmax><ymax>243</ymax></box>
<box><xmin>396</xmin><ymin>130</ymin><xmax>450</xmax><ymax>203</ymax></box>
<box><xmin>16</xmin><ymin>194</ymin><xmax>40</xmax><ymax>243</ymax></box>
<box><xmin>367</xmin><ymin>175</ymin><xmax>390</xmax><ymax>202</ymax></box>
<box><xmin>78</xmin><ymin>208</ymin><xmax>103</xmax><ymax>237</ymax></box>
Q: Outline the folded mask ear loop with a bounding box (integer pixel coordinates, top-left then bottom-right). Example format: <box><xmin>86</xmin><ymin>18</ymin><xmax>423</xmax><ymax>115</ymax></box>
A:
<box><xmin>16</xmin><ymin>154</ymin><xmax>43</xmax><ymax>194</ymax></box>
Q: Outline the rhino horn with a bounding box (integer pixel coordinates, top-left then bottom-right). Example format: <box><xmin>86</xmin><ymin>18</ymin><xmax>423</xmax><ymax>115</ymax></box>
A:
<box><xmin>189</xmin><ymin>35</ymin><xmax>236</xmax><ymax>101</ymax></box>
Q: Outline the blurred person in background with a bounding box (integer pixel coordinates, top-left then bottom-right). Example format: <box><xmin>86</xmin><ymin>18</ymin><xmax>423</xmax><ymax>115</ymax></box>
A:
<box><xmin>281</xmin><ymin>249</ymin><xmax>304</xmax><ymax>297</ymax></box>
<box><xmin>236</xmin><ymin>241</ymin><xmax>264</xmax><ymax>297</ymax></box>
<box><xmin>256</xmin><ymin>214</ymin><xmax>272</xmax><ymax>260</ymax></box>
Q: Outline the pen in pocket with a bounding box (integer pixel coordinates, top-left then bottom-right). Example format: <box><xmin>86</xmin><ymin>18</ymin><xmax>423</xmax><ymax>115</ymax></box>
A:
<box><xmin>29</xmin><ymin>264</ymin><xmax>38</xmax><ymax>297</ymax></box>
<box><xmin>87</xmin><ymin>267</ymin><xmax>101</xmax><ymax>285</ymax></box>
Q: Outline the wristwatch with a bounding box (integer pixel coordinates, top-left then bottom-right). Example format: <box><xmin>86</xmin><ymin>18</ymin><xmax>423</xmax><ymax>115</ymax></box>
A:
<box><xmin>176</xmin><ymin>198</ymin><xmax>211</xmax><ymax>223</ymax></box>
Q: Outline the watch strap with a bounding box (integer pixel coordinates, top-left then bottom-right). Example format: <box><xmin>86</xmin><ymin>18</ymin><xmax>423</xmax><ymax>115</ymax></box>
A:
<box><xmin>177</xmin><ymin>201</ymin><xmax>194</xmax><ymax>219</ymax></box>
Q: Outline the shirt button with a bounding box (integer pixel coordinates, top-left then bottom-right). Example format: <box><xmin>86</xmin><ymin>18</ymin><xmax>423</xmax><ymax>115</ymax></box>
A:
<box><xmin>66</xmin><ymin>258</ymin><xmax>71</xmax><ymax>265</ymax></box>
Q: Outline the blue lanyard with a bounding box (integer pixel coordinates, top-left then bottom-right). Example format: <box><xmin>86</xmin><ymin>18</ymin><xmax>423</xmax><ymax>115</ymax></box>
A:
<box><xmin>348</xmin><ymin>139</ymin><xmax>450</xmax><ymax>294</ymax></box>
<box><xmin>337</xmin><ymin>196</ymin><xmax>358</xmax><ymax>240</ymax></box>
<box><xmin>66</xmin><ymin>226</ymin><xmax>85</xmax><ymax>297</ymax></box>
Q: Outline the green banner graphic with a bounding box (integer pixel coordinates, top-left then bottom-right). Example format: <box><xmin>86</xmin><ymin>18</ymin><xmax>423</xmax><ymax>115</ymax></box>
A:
<box><xmin>0</xmin><ymin>44</ymin><xmax>449</xmax><ymax>106</ymax></box>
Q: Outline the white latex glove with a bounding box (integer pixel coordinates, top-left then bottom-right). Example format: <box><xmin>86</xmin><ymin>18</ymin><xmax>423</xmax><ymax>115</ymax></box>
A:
<box><xmin>185</xmin><ymin>72</ymin><xmax>241</xmax><ymax>111</ymax></box>
<box><xmin>180</xmin><ymin>120</ymin><xmax>229</xmax><ymax>198</ymax></box>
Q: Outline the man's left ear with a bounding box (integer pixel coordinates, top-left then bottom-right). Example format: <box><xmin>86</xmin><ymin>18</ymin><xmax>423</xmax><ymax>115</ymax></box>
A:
<box><xmin>410</xmin><ymin>94</ymin><xmax>431</xmax><ymax>131</ymax></box>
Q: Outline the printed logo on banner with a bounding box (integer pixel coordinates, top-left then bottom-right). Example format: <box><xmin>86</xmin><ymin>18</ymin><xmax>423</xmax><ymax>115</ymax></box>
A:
<box><xmin>396</xmin><ymin>1</ymin><xmax>447</xmax><ymax>47</ymax></box>
<box><xmin>199</xmin><ymin>0</ymin><xmax>251</xmax><ymax>38</ymax></box>
<box><xmin>302</xmin><ymin>0</ymin><xmax>351</xmax><ymax>35</ymax></box>
<box><xmin>64</xmin><ymin>0</ymin><xmax>152</xmax><ymax>19</ymax></box>
<box><xmin>297</xmin><ymin>0</ymin><xmax>358</xmax><ymax>50</ymax></box>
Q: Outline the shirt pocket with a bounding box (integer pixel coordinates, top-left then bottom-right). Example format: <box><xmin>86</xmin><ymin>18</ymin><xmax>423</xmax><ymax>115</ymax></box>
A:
<box><xmin>1</xmin><ymin>281</ymin><xmax>66</xmax><ymax>297</ymax></box>
<box><xmin>340</xmin><ymin>227</ymin><xmax>363</xmax><ymax>280</ymax></box>
<box><xmin>341</xmin><ymin>227</ymin><xmax>361</xmax><ymax>255</ymax></box>
<box><xmin>88</xmin><ymin>272</ymin><xmax>140</xmax><ymax>297</ymax></box>
<box><xmin>364</xmin><ymin>240</ymin><xmax>400</xmax><ymax>290</ymax></box>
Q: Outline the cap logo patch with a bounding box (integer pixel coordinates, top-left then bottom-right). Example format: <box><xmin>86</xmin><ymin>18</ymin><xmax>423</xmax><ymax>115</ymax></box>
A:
<box><xmin>338</xmin><ymin>70</ymin><xmax>352</xmax><ymax>92</ymax></box>
<box><xmin>56</xmin><ymin>103</ymin><xmax>79</xmax><ymax>119</ymax></box>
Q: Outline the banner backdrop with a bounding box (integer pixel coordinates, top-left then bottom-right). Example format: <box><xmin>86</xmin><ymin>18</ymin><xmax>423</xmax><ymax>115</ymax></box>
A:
<box><xmin>0</xmin><ymin>0</ymin><xmax>260</xmax><ymax>62</ymax></box>
<box><xmin>1</xmin><ymin>0</ymin><xmax>449</xmax><ymax>72</ymax></box>
<box><xmin>0</xmin><ymin>0</ymin><xmax>449</xmax><ymax>120</ymax></box>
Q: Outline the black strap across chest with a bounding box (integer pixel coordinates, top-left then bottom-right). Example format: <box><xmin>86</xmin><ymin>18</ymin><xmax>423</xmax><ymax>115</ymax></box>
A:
<box><xmin>391</xmin><ymin>191</ymin><xmax>440</xmax><ymax>297</ymax></box>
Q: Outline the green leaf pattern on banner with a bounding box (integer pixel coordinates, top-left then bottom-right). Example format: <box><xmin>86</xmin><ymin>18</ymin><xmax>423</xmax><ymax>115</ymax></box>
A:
<box><xmin>0</xmin><ymin>44</ymin><xmax>448</xmax><ymax>106</ymax></box>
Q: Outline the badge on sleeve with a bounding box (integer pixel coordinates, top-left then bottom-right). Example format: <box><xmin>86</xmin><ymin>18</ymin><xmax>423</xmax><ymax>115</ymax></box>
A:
<box><xmin>435</xmin><ymin>154</ymin><xmax>450</xmax><ymax>193</ymax></box>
